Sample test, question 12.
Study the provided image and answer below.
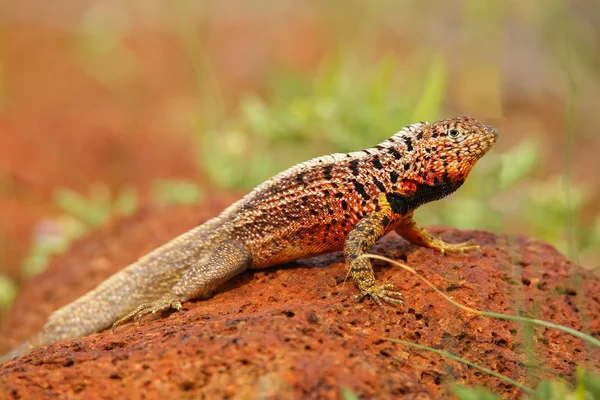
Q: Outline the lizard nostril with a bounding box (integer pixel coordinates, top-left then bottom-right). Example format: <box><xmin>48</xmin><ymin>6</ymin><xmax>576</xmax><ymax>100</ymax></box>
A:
<box><xmin>485</xmin><ymin>125</ymin><xmax>499</xmax><ymax>138</ymax></box>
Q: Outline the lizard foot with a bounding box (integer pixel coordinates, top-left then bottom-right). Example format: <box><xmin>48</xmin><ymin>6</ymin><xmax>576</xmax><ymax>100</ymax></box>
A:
<box><xmin>112</xmin><ymin>295</ymin><xmax>182</xmax><ymax>331</ymax></box>
<box><xmin>355</xmin><ymin>283</ymin><xmax>404</xmax><ymax>310</ymax></box>
<box><xmin>432</xmin><ymin>239</ymin><xmax>480</xmax><ymax>255</ymax></box>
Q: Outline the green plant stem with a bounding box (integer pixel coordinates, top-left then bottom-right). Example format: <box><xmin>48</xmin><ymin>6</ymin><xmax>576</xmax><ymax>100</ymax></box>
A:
<box><xmin>387</xmin><ymin>339</ymin><xmax>537</xmax><ymax>396</ymax></box>
<box><xmin>359</xmin><ymin>253</ymin><xmax>600</xmax><ymax>349</ymax></box>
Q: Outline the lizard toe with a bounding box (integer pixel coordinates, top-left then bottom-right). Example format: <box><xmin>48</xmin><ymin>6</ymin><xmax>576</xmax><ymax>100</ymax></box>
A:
<box><xmin>113</xmin><ymin>295</ymin><xmax>182</xmax><ymax>330</ymax></box>
<box><xmin>357</xmin><ymin>283</ymin><xmax>404</xmax><ymax>310</ymax></box>
<box><xmin>436</xmin><ymin>239</ymin><xmax>480</xmax><ymax>255</ymax></box>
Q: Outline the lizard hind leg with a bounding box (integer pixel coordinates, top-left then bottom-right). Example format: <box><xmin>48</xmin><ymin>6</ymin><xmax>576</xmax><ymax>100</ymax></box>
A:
<box><xmin>113</xmin><ymin>239</ymin><xmax>252</xmax><ymax>330</ymax></box>
<box><xmin>112</xmin><ymin>295</ymin><xmax>183</xmax><ymax>330</ymax></box>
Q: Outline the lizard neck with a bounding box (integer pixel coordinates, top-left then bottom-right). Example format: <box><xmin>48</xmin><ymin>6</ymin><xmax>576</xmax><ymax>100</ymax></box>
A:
<box><xmin>385</xmin><ymin>179</ymin><xmax>465</xmax><ymax>215</ymax></box>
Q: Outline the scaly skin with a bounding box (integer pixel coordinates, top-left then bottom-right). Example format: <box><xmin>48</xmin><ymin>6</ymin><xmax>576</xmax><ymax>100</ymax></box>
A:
<box><xmin>1</xmin><ymin>116</ymin><xmax>498</xmax><ymax>362</ymax></box>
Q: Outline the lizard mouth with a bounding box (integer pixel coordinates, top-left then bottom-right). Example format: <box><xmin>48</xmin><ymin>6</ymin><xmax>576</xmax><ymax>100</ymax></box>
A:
<box><xmin>483</xmin><ymin>125</ymin><xmax>499</xmax><ymax>150</ymax></box>
<box><xmin>486</xmin><ymin>125</ymin><xmax>499</xmax><ymax>140</ymax></box>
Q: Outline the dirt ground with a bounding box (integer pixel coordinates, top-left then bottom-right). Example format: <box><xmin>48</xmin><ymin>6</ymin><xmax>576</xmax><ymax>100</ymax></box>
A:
<box><xmin>0</xmin><ymin>204</ymin><xmax>598</xmax><ymax>398</ymax></box>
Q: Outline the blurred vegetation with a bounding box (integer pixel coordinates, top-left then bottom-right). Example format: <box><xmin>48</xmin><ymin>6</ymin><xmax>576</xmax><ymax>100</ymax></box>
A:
<box><xmin>341</xmin><ymin>367</ymin><xmax>600</xmax><ymax>400</ymax></box>
<box><xmin>22</xmin><ymin>184</ymin><xmax>138</xmax><ymax>279</ymax></box>
<box><xmin>452</xmin><ymin>367</ymin><xmax>600</xmax><ymax>400</ymax></box>
<box><xmin>152</xmin><ymin>179</ymin><xmax>204</xmax><ymax>206</ymax></box>
<box><xmin>21</xmin><ymin>180</ymin><xmax>202</xmax><ymax>281</ymax></box>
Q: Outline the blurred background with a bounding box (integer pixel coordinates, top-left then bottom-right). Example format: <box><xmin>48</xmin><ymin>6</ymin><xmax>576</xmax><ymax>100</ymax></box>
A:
<box><xmin>0</xmin><ymin>0</ymin><xmax>599</xmax><ymax>312</ymax></box>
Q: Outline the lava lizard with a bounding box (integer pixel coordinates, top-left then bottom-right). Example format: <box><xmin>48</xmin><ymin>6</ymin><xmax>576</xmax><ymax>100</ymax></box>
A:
<box><xmin>1</xmin><ymin>116</ymin><xmax>498</xmax><ymax>362</ymax></box>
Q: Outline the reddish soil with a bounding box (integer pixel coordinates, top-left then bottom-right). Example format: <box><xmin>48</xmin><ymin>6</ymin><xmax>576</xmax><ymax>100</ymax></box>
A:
<box><xmin>0</xmin><ymin>204</ymin><xmax>598</xmax><ymax>399</ymax></box>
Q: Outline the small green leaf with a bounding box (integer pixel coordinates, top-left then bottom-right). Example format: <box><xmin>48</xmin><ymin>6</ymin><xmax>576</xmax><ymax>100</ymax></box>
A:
<box><xmin>498</xmin><ymin>139</ymin><xmax>540</xmax><ymax>189</ymax></box>
<box><xmin>341</xmin><ymin>386</ymin><xmax>360</xmax><ymax>400</ymax></box>
<box><xmin>575</xmin><ymin>367</ymin><xmax>600</xmax><ymax>399</ymax></box>
<box><xmin>153</xmin><ymin>180</ymin><xmax>203</xmax><ymax>206</ymax></box>
<box><xmin>0</xmin><ymin>275</ymin><xmax>17</xmax><ymax>312</ymax></box>
<box><xmin>242</xmin><ymin>95</ymin><xmax>275</xmax><ymax>138</ymax></box>
<box><xmin>114</xmin><ymin>186</ymin><xmax>139</xmax><ymax>216</ymax></box>
<box><xmin>451</xmin><ymin>385</ymin><xmax>501</xmax><ymax>400</ymax></box>
<box><xmin>411</xmin><ymin>55</ymin><xmax>446</xmax><ymax>122</ymax></box>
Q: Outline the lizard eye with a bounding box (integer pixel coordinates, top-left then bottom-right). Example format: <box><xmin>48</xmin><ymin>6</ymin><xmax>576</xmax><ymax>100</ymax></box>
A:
<box><xmin>448</xmin><ymin>129</ymin><xmax>459</xmax><ymax>138</ymax></box>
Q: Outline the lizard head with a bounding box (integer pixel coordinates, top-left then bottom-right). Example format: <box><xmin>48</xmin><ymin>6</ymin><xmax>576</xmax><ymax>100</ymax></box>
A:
<box><xmin>408</xmin><ymin>116</ymin><xmax>498</xmax><ymax>186</ymax></box>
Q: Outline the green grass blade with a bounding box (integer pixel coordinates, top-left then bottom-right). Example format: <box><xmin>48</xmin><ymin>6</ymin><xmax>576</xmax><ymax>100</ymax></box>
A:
<box><xmin>387</xmin><ymin>339</ymin><xmax>536</xmax><ymax>396</ymax></box>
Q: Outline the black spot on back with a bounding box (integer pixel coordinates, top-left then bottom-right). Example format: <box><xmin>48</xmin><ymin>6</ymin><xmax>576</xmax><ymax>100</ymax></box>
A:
<box><xmin>404</xmin><ymin>138</ymin><xmax>413</xmax><ymax>152</ymax></box>
<box><xmin>282</xmin><ymin>209</ymin><xmax>300</xmax><ymax>221</ymax></box>
<box><xmin>296</xmin><ymin>173</ymin><xmax>307</xmax><ymax>187</ymax></box>
<box><xmin>352</xmin><ymin>179</ymin><xmax>370</xmax><ymax>200</ymax></box>
<box><xmin>371</xmin><ymin>156</ymin><xmax>383</xmax><ymax>170</ymax></box>
<box><xmin>388</xmin><ymin>148</ymin><xmax>402</xmax><ymax>160</ymax></box>
<box><xmin>390</xmin><ymin>171</ymin><xmax>399</xmax><ymax>184</ymax></box>
<box><xmin>373</xmin><ymin>177</ymin><xmax>386</xmax><ymax>192</ymax></box>
<box><xmin>323</xmin><ymin>165</ymin><xmax>334</xmax><ymax>180</ymax></box>
<box><xmin>349</xmin><ymin>160</ymin><xmax>360</xmax><ymax>177</ymax></box>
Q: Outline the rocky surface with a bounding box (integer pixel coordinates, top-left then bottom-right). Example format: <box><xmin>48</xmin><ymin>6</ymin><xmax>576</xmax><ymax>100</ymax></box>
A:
<box><xmin>1</xmin><ymin>203</ymin><xmax>599</xmax><ymax>399</ymax></box>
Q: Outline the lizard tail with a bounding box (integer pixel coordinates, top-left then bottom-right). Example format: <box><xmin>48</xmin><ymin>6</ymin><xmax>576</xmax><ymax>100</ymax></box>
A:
<box><xmin>0</xmin><ymin>220</ymin><xmax>224</xmax><ymax>363</ymax></box>
<box><xmin>0</xmin><ymin>263</ymin><xmax>184</xmax><ymax>363</ymax></box>
<box><xmin>0</xmin><ymin>225</ymin><xmax>216</xmax><ymax>363</ymax></box>
<box><xmin>0</xmin><ymin>263</ymin><xmax>177</xmax><ymax>363</ymax></box>
<box><xmin>0</xmin><ymin>335</ymin><xmax>39</xmax><ymax>362</ymax></box>
<box><xmin>0</xmin><ymin>257</ymin><xmax>187</xmax><ymax>363</ymax></box>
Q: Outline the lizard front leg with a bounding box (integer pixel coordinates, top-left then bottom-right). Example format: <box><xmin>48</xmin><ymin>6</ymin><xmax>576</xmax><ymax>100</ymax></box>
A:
<box><xmin>344</xmin><ymin>195</ymin><xmax>404</xmax><ymax>308</ymax></box>
<box><xmin>113</xmin><ymin>239</ymin><xmax>252</xmax><ymax>329</ymax></box>
<box><xmin>394</xmin><ymin>212</ymin><xmax>479</xmax><ymax>254</ymax></box>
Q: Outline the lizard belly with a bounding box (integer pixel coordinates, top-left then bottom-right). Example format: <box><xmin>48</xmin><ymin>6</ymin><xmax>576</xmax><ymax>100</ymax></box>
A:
<box><xmin>246</xmin><ymin>223</ymin><xmax>348</xmax><ymax>268</ymax></box>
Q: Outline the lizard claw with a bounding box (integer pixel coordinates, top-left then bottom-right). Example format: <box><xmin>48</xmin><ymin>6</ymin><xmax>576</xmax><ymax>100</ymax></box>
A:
<box><xmin>112</xmin><ymin>295</ymin><xmax>182</xmax><ymax>331</ymax></box>
<box><xmin>355</xmin><ymin>283</ymin><xmax>404</xmax><ymax>311</ymax></box>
